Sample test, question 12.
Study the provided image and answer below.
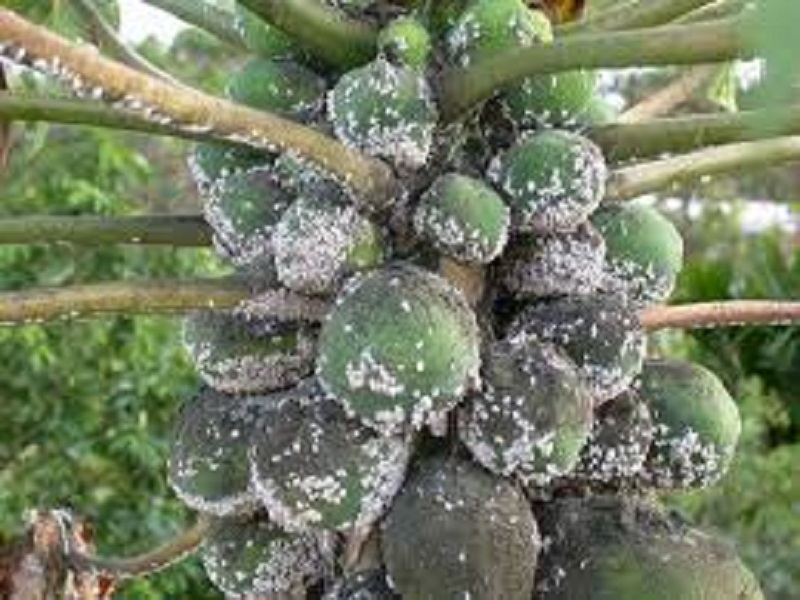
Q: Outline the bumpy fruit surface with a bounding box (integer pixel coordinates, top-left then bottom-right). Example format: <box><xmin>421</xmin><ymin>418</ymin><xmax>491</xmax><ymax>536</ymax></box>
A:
<box><xmin>203</xmin><ymin>167</ymin><xmax>292</xmax><ymax>266</ymax></box>
<box><xmin>182</xmin><ymin>308</ymin><xmax>314</xmax><ymax>394</ymax></box>
<box><xmin>168</xmin><ymin>387</ymin><xmax>266</xmax><ymax>516</ymax></box>
<box><xmin>501</xmin><ymin>223</ymin><xmax>606</xmax><ymax>297</ymax></box>
<box><xmin>274</xmin><ymin>196</ymin><xmax>385</xmax><ymax>295</ymax></box>
<box><xmin>638</xmin><ymin>359</ymin><xmax>741</xmax><ymax>489</ymax></box>
<box><xmin>508</xmin><ymin>293</ymin><xmax>646</xmax><ymax>402</ymax></box>
<box><xmin>328</xmin><ymin>58</ymin><xmax>436</xmax><ymax>169</ymax></box>
<box><xmin>413</xmin><ymin>173</ymin><xmax>510</xmax><ymax>264</ymax></box>
<box><xmin>249</xmin><ymin>385</ymin><xmax>410</xmax><ymax>531</ymax></box>
<box><xmin>317</xmin><ymin>264</ymin><xmax>480</xmax><ymax>432</ymax></box>
<box><xmin>592</xmin><ymin>202</ymin><xmax>684</xmax><ymax>306</ymax></box>
<box><xmin>202</xmin><ymin>514</ymin><xmax>331</xmax><ymax>598</ymax></box>
<box><xmin>535</xmin><ymin>496</ymin><xmax>764</xmax><ymax>600</ymax></box>
<box><xmin>460</xmin><ymin>339</ymin><xmax>593</xmax><ymax>485</ymax></box>
<box><xmin>504</xmin><ymin>69</ymin><xmax>597</xmax><ymax>129</ymax></box>
<box><xmin>227</xmin><ymin>58</ymin><xmax>326</xmax><ymax>121</ymax></box>
<box><xmin>446</xmin><ymin>0</ymin><xmax>553</xmax><ymax>67</ymax></box>
<box><xmin>490</xmin><ymin>130</ymin><xmax>607</xmax><ymax>232</ymax></box>
<box><xmin>383</xmin><ymin>454</ymin><xmax>540</xmax><ymax>600</ymax></box>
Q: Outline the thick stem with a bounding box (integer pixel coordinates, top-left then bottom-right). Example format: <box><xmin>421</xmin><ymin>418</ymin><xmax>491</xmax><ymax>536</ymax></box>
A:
<box><xmin>0</xmin><ymin>215</ymin><xmax>211</xmax><ymax>246</ymax></box>
<box><xmin>0</xmin><ymin>9</ymin><xmax>395</xmax><ymax>207</ymax></box>
<box><xmin>71</xmin><ymin>0</ymin><xmax>176</xmax><ymax>82</ymax></box>
<box><xmin>140</xmin><ymin>0</ymin><xmax>246</xmax><ymax>49</ymax></box>
<box><xmin>606</xmin><ymin>136</ymin><xmax>800</xmax><ymax>200</ymax></box>
<box><xmin>640</xmin><ymin>301</ymin><xmax>800</xmax><ymax>330</ymax></box>
<box><xmin>562</xmin><ymin>0</ymin><xmax>714</xmax><ymax>34</ymax></box>
<box><xmin>238</xmin><ymin>0</ymin><xmax>376</xmax><ymax>68</ymax></box>
<box><xmin>0</xmin><ymin>279</ymin><xmax>328</xmax><ymax>324</ymax></box>
<box><xmin>618</xmin><ymin>65</ymin><xmax>718</xmax><ymax>122</ymax></box>
<box><xmin>68</xmin><ymin>517</ymin><xmax>211</xmax><ymax>580</ymax></box>
<box><xmin>439</xmin><ymin>16</ymin><xmax>755</xmax><ymax>120</ymax></box>
<box><xmin>590</xmin><ymin>104</ymin><xmax>800</xmax><ymax>162</ymax></box>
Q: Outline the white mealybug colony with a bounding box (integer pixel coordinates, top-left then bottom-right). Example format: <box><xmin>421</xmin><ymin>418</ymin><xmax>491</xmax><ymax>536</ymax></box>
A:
<box><xmin>0</xmin><ymin>0</ymin><xmax>758</xmax><ymax>596</ymax></box>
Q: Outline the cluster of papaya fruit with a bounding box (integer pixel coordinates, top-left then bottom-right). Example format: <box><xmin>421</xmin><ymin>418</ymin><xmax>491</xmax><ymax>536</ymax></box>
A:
<box><xmin>171</xmin><ymin>0</ymin><xmax>762</xmax><ymax>598</ymax></box>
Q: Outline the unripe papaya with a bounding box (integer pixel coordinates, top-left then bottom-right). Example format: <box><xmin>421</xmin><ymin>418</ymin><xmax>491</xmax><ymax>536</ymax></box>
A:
<box><xmin>249</xmin><ymin>385</ymin><xmax>410</xmax><ymax>531</ymax></box>
<box><xmin>638</xmin><ymin>359</ymin><xmax>741</xmax><ymax>489</ymax></box>
<box><xmin>383</xmin><ymin>454</ymin><xmax>540</xmax><ymax>600</ymax></box>
<box><xmin>202</xmin><ymin>514</ymin><xmax>332</xmax><ymax>597</ymax></box>
<box><xmin>414</xmin><ymin>173</ymin><xmax>510</xmax><ymax>264</ymax></box>
<box><xmin>317</xmin><ymin>264</ymin><xmax>481</xmax><ymax>433</ymax></box>
<box><xmin>460</xmin><ymin>339</ymin><xmax>593</xmax><ymax>485</ymax></box>
<box><xmin>489</xmin><ymin>130</ymin><xmax>607</xmax><ymax>233</ymax></box>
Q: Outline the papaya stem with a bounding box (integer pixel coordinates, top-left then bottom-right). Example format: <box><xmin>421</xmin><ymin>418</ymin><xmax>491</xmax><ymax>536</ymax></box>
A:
<box><xmin>641</xmin><ymin>301</ymin><xmax>800</xmax><ymax>330</ymax></box>
<box><xmin>439</xmin><ymin>16</ymin><xmax>755</xmax><ymax>121</ymax></box>
<box><xmin>140</xmin><ymin>0</ymin><xmax>246</xmax><ymax>49</ymax></box>
<box><xmin>605</xmin><ymin>136</ymin><xmax>800</xmax><ymax>200</ymax></box>
<box><xmin>0</xmin><ymin>9</ymin><xmax>395</xmax><ymax>206</ymax></box>
<box><xmin>67</xmin><ymin>516</ymin><xmax>211</xmax><ymax>580</ymax></box>
<box><xmin>238</xmin><ymin>0</ymin><xmax>377</xmax><ymax>68</ymax></box>
<box><xmin>0</xmin><ymin>279</ymin><xmax>329</xmax><ymax>324</ymax></box>
<box><xmin>0</xmin><ymin>215</ymin><xmax>211</xmax><ymax>246</ymax></box>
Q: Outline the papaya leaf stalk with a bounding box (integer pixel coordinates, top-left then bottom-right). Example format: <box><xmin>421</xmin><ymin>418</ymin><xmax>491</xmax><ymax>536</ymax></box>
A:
<box><xmin>439</xmin><ymin>16</ymin><xmax>755</xmax><ymax>120</ymax></box>
<box><xmin>0</xmin><ymin>215</ymin><xmax>211</xmax><ymax>246</ymax></box>
<box><xmin>640</xmin><ymin>301</ymin><xmax>800</xmax><ymax>330</ymax></box>
<box><xmin>605</xmin><ymin>136</ymin><xmax>800</xmax><ymax>200</ymax></box>
<box><xmin>0</xmin><ymin>9</ymin><xmax>396</xmax><ymax>206</ymax></box>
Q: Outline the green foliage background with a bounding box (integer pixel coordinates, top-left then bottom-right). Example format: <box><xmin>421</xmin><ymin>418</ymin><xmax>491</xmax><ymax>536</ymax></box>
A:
<box><xmin>0</xmin><ymin>3</ymin><xmax>798</xmax><ymax>600</ymax></box>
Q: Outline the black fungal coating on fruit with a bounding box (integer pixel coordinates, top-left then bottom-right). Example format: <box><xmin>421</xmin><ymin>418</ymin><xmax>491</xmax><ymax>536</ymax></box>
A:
<box><xmin>638</xmin><ymin>359</ymin><xmax>742</xmax><ymax>490</ymax></box>
<box><xmin>592</xmin><ymin>203</ymin><xmax>684</xmax><ymax>307</ymax></box>
<box><xmin>274</xmin><ymin>196</ymin><xmax>385</xmax><ymax>296</ymax></box>
<box><xmin>500</xmin><ymin>223</ymin><xmax>606</xmax><ymax>298</ymax></box>
<box><xmin>168</xmin><ymin>388</ymin><xmax>269</xmax><ymax>516</ymax></box>
<box><xmin>317</xmin><ymin>264</ymin><xmax>481</xmax><ymax>433</ymax></box>
<box><xmin>202</xmin><ymin>514</ymin><xmax>332</xmax><ymax>598</ymax></box>
<box><xmin>323</xmin><ymin>569</ymin><xmax>400</xmax><ymax>599</ymax></box>
<box><xmin>489</xmin><ymin>130</ymin><xmax>608</xmax><ymax>233</ymax></box>
<box><xmin>182</xmin><ymin>309</ymin><xmax>315</xmax><ymax>395</ymax></box>
<box><xmin>460</xmin><ymin>339</ymin><xmax>593</xmax><ymax>486</ymax></box>
<box><xmin>572</xmin><ymin>389</ymin><xmax>654</xmax><ymax>487</ymax></box>
<box><xmin>534</xmin><ymin>495</ymin><xmax>764</xmax><ymax>600</ymax></box>
<box><xmin>204</xmin><ymin>167</ymin><xmax>293</xmax><ymax>267</ymax></box>
<box><xmin>413</xmin><ymin>172</ymin><xmax>510</xmax><ymax>264</ymax></box>
<box><xmin>249</xmin><ymin>385</ymin><xmax>410</xmax><ymax>532</ymax></box>
<box><xmin>508</xmin><ymin>293</ymin><xmax>646</xmax><ymax>403</ymax></box>
<box><xmin>383</xmin><ymin>454</ymin><xmax>540</xmax><ymax>600</ymax></box>
<box><xmin>327</xmin><ymin>58</ymin><xmax>437</xmax><ymax>169</ymax></box>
